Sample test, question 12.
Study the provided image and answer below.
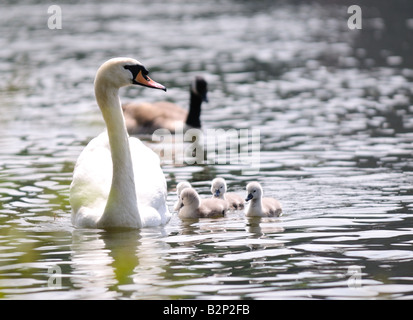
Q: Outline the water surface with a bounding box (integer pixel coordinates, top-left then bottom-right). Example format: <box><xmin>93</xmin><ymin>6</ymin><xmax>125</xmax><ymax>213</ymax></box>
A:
<box><xmin>0</xmin><ymin>0</ymin><xmax>412</xmax><ymax>299</ymax></box>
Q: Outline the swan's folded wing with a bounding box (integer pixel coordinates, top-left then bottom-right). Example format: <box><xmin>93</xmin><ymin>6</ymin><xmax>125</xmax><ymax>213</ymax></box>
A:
<box><xmin>262</xmin><ymin>198</ymin><xmax>282</xmax><ymax>217</ymax></box>
<box><xmin>226</xmin><ymin>192</ymin><xmax>245</xmax><ymax>210</ymax></box>
<box><xmin>70</xmin><ymin>133</ymin><xmax>112</xmax><ymax>226</ymax></box>
<box><xmin>129</xmin><ymin>136</ymin><xmax>171</xmax><ymax>226</ymax></box>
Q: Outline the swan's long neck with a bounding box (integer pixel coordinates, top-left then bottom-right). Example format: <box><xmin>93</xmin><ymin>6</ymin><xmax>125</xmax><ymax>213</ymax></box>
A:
<box><xmin>95</xmin><ymin>80</ymin><xmax>141</xmax><ymax>229</ymax></box>
<box><xmin>185</xmin><ymin>91</ymin><xmax>202</xmax><ymax>128</ymax></box>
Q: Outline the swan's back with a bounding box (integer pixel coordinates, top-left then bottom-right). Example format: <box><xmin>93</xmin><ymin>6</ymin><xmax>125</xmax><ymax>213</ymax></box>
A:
<box><xmin>260</xmin><ymin>198</ymin><xmax>282</xmax><ymax>217</ymax></box>
<box><xmin>225</xmin><ymin>193</ymin><xmax>245</xmax><ymax>210</ymax></box>
<box><xmin>198</xmin><ymin>198</ymin><xmax>227</xmax><ymax>218</ymax></box>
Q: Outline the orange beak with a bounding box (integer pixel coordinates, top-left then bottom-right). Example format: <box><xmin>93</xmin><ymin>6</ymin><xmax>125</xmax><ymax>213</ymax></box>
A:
<box><xmin>134</xmin><ymin>71</ymin><xmax>166</xmax><ymax>91</ymax></box>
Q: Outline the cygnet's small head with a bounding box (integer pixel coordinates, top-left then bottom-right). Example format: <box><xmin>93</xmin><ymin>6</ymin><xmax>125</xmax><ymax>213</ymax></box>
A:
<box><xmin>191</xmin><ymin>76</ymin><xmax>208</xmax><ymax>102</ymax></box>
<box><xmin>245</xmin><ymin>182</ymin><xmax>263</xmax><ymax>202</ymax></box>
<box><xmin>211</xmin><ymin>178</ymin><xmax>227</xmax><ymax>197</ymax></box>
<box><xmin>95</xmin><ymin>57</ymin><xmax>166</xmax><ymax>91</ymax></box>
<box><xmin>180</xmin><ymin>188</ymin><xmax>200</xmax><ymax>208</ymax></box>
<box><xmin>176</xmin><ymin>181</ymin><xmax>192</xmax><ymax>196</ymax></box>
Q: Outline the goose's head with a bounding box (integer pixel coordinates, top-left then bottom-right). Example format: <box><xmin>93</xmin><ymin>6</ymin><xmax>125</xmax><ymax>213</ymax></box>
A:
<box><xmin>245</xmin><ymin>182</ymin><xmax>263</xmax><ymax>202</ymax></box>
<box><xmin>95</xmin><ymin>57</ymin><xmax>166</xmax><ymax>91</ymax></box>
<box><xmin>211</xmin><ymin>178</ymin><xmax>227</xmax><ymax>197</ymax></box>
<box><xmin>191</xmin><ymin>76</ymin><xmax>208</xmax><ymax>102</ymax></box>
<box><xmin>180</xmin><ymin>188</ymin><xmax>200</xmax><ymax>209</ymax></box>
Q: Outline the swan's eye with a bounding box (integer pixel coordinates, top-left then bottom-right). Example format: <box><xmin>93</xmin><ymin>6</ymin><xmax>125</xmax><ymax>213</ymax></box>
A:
<box><xmin>253</xmin><ymin>190</ymin><xmax>256</xmax><ymax>193</ymax></box>
<box><xmin>123</xmin><ymin>64</ymin><xmax>146</xmax><ymax>80</ymax></box>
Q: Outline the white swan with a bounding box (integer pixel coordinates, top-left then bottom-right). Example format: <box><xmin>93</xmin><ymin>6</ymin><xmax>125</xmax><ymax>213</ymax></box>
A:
<box><xmin>178</xmin><ymin>188</ymin><xmax>228</xmax><ymax>219</ymax></box>
<box><xmin>245</xmin><ymin>182</ymin><xmax>282</xmax><ymax>217</ymax></box>
<box><xmin>173</xmin><ymin>181</ymin><xmax>192</xmax><ymax>212</ymax></box>
<box><xmin>211</xmin><ymin>177</ymin><xmax>244</xmax><ymax>210</ymax></box>
<box><xmin>70</xmin><ymin>57</ymin><xmax>171</xmax><ymax>229</ymax></box>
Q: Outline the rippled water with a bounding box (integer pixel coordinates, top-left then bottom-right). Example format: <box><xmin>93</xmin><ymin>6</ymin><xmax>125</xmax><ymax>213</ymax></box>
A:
<box><xmin>0</xmin><ymin>0</ymin><xmax>413</xmax><ymax>300</ymax></box>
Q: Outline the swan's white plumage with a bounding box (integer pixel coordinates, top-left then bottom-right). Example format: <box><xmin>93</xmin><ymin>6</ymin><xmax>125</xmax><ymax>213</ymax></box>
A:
<box><xmin>173</xmin><ymin>181</ymin><xmax>192</xmax><ymax>212</ymax></box>
<box><xmin>178</xmin><ymin>188</ymin><xmax>227</xmax><ymax>219</ymax></box>
<box><xmin>210</xmin><ymin>177</ymin><xmax>244</xmax><ymax>210</ymax></box>
<box><xmin>245</xmin><ymin>182</ymin><xmax>282</xmax><ymax>217</ymax></box>
<box><xmin>70</xmin><ymin>132</ymin><xmax>169</xmax><ymax>228</ymax></box>
<box><xmin>70</xmin><ymin>57</ymin><xmax>171</xmax><ymax>229</ymax></box>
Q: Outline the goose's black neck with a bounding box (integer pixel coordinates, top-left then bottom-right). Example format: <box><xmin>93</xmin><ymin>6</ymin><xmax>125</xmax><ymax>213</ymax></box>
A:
<box><xmin>185</xmin><ymin>91</ymin><xmax>202</xmax><ymax>128</ymax></box>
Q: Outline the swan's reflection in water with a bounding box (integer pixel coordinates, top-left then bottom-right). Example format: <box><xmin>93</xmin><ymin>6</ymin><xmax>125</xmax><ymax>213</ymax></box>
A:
<box><xmin>70</xmin><ymin>228</ymin><xmax>170</xmax><ymax>299</ymax></box>
<box><xmin>246</xmin><ymin>216</ymin><xmax>284</xmax><ymax>237</ymax></box>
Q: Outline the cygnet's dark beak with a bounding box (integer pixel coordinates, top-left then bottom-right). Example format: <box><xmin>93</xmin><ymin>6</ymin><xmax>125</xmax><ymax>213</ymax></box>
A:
<box><xmin>214</xmin><ymin>189</ymin><xmax>220</xmax><ymax>197</ymax></box>
<box><xmin>245</xmin><ymin>193</ymin><xmax>253</xmax><ymax>202</ymax></box>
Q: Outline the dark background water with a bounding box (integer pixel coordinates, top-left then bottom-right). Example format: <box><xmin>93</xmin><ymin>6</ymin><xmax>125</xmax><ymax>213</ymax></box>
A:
<box><xmin>0</xmin><ymin>0</ymin><xmax>412</xmax><ymax>299</ymax></box>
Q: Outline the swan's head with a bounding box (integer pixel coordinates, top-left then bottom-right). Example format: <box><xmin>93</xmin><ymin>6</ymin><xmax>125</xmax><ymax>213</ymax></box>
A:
<box><xmin>180</xmin><ymin>188</ymin><xmax>200</xmax><ymax>208</ymax></box>
<box><xmin>176</xmin><ymin>181</ymin><xmax>192</xmax><ymax>196</ymax></box>
<box><xmin>95</xmin><ymin>57</ymin><xmax>166</xmax><ymax>91</ymax></box>
<box><xmin>191</xmin><ymin>76</ymin><xmax>208</xmax><ymax>102</ymax></box>
<box><xmin>211</xmin><ymin>178</ymin><xmax>227</xmax><ymax>197</ymax></box>
<box><xmin>245</xmin><ymin>182</ymin><xmax>263</xmax><ymax>202</ymax></box>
